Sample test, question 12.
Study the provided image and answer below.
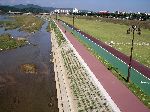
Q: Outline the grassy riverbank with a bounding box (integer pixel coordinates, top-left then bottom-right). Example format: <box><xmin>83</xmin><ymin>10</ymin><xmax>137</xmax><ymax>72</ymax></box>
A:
<box><xmin>0</xmin><ymin>33</ymin><xmax>27</xmax><ymax>50</ymax></box>
<box><xmin>14</xmin><ymin>15</ymin><xmax>44</xmax><ymax>32</ymax></box>
<box><xmin>59</xmin><ymin>16</ymin><xmax>150</xmax><ymax>68</ymax></box>
<box><xmin>0</xmin><ymin>15</ymin><xmax>44</xmax><ymax>32</ymax></box>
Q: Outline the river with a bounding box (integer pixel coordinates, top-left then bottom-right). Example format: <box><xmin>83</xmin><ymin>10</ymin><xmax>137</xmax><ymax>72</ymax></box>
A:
<box><xmin>0</xmin><ymin>15</ymin><xmax>58</xmax><ymax>112</ymax></box>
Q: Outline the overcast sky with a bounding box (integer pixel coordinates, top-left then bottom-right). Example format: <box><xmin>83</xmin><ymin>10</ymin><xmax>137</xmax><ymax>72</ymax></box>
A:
<box><xmin>0</xmin><ymin>0</ymin><xmax>150</xmax><ymax>12</ymax></box>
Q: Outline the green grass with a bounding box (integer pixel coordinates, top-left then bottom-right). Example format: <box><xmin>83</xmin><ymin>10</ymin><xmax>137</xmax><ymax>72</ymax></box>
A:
<box><xmin>67</xmin><ymin>15</ymin><xmax>150</xmax><ymax>30</ymax></box>
<box><xmin>59</xmin><ymin>16</ymin><xmax>150</xmax><ymax>68</ymax></box>
<box><xmin>0</xmin><ymin>33</ymin><xmax>27</xmax><ymax>50</ymax></box>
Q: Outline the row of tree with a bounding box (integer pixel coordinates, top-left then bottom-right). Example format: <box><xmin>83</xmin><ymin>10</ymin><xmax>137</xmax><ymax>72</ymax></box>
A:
<box><xmin>70</xmin><ymin>12</ymin><xmax>150</xmax><ymax>21</ymax></box>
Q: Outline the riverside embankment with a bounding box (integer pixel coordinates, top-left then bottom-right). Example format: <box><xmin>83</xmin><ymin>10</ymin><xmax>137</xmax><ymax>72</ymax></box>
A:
<box><xmin>51</xmin><ymin>20</ymin><xmax>120</xmax><ymax>112</ymax></box>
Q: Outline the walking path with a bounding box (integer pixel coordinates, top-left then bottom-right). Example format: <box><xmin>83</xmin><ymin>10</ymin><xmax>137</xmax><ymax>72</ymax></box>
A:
<box><xmin>56</xmin><ymin>21</ymin><xmax>150</xmax><ymax>112</ymax></box>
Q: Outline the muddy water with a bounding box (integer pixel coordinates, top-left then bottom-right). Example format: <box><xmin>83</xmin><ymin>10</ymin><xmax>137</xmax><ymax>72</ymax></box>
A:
<box><xmin>0</xmin><ymin>19</ymin><xmax>58</xmax><ymax>112</ymax></box>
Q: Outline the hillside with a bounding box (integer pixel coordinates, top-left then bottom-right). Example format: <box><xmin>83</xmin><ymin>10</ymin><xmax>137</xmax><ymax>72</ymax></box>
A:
<box><xmin>0</xmin><ymin>4</ymin><xmax>54</xmax><ymax>13</ymax></box>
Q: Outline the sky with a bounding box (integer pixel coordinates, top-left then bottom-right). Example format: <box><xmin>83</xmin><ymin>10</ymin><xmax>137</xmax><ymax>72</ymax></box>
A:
<box><xmin>0</xmin><ymin>0</ymin><xmax>150</xmax><ymax>12</ymax></box>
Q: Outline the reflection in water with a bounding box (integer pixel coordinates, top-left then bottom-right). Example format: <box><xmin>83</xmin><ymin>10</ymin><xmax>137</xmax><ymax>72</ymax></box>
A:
<box><xmin>0</xmin><ymin>20</ymin><xmax>58</xmax><ymax>112</ymax></box>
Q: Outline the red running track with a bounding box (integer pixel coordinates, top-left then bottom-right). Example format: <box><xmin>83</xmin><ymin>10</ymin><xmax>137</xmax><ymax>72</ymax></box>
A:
<box><xmin>56</xmin><ymin>21</ymin><xmax>150</xmax><ymax>112</ymax></box>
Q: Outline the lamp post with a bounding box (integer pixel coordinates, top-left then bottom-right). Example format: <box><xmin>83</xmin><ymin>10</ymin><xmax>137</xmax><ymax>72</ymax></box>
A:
<box><xmin>126</xmin><ymin>25</ymin><xmax>141</xmax><ymax>82</ymax></box>
<box><xmin>73</xmin><ymin>13</ymin><xmax>75</xmax><ymax>28</ymax></box>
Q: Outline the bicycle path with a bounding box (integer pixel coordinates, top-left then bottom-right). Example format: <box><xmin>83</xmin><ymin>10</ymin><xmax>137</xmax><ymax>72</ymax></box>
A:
<box><xmin>56</xmin><ymin>21</ymin><xmax>149</xmax><ymax>112</ymax></box>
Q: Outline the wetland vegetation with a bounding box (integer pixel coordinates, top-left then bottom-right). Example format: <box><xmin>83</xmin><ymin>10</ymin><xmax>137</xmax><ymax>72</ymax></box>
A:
<box><xmin>0</xmin><ymin>33</ymin><xmax>27</xmax><ymax>51</ymax></box>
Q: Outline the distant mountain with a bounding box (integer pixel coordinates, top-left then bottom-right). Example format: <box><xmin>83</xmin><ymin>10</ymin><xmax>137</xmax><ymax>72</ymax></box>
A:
<box><xmin>42</xmin><ymin>7</ymin><xmax>55</xmax><ymax>12</ymax></box>
<box><xmin>14</xmin><ymin>4</ymin><xmax>54</xmax><ymax>12</ymax></box>
<box><xmin>0</xmin><ymin>4</ymin><xmax>55</xmax><ymax>13</ymax></box>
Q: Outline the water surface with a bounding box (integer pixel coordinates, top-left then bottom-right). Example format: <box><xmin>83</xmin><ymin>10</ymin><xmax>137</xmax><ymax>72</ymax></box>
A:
<box><xmin>0</xmin><ymin>19</ymin><xmax>58</xmax><ymax>112</ymax></box>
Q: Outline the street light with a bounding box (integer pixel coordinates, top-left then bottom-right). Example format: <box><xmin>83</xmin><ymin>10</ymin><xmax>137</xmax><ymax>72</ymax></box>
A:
<box><xmin>73</xmin><ymin>13</ymin><xmax>75</xmax><ymax>28</ymax></box>
<box><xmin>126</xmin><ymin>25</ymin><xmax>141</xmax><ymax>82</ymax></box>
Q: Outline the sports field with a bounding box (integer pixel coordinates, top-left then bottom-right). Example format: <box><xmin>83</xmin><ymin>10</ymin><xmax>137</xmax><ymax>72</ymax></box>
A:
<box><xmin>59</xmin><ymin>16</ymin><xmax>150</xmax><ymax>68</ymax></box>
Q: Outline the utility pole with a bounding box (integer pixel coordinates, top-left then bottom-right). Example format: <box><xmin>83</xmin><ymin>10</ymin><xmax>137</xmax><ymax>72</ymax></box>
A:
<box><xmin>73</xmin><ymin>14</ymin><xmax>75</xmax><ymax>28</ymax></box>
<box><xmin>126</xmin><ymin>25</ymin><xmax>141</xmax><ymax>82</ymax></box>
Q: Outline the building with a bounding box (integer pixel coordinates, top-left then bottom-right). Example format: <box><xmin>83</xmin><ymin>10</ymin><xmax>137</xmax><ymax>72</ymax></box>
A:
<box><xmin>23</xmin><ymin>12</ymin><xmax>32</xmax><ymax>15</ymax></box>
<box><xmin>53</xmin><ymin>8</ymin><xmax>79</xmax><ymax>14</ymax></box>
<box><xmin>8</xmin><ymin>10</ymin><xmax>23</xmax><ymax>15</ymax></box>
<box><xmin>73</xmin><ymin>8</ymin><xmax>79</xmax><ymax>13</ymax></box>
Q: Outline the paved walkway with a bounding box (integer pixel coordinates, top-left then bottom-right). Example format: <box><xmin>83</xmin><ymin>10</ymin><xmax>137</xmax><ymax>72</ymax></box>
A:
<box><xmin>56</xmin><ymin>21</ymin><xmax>150</xmax><ymax>112</ymax></box>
